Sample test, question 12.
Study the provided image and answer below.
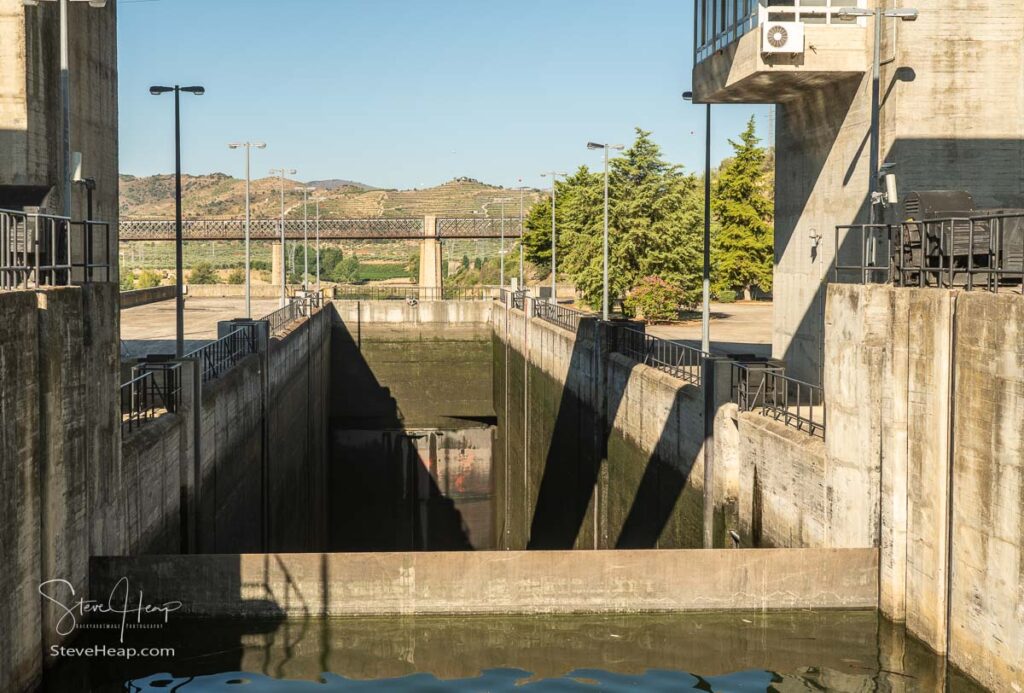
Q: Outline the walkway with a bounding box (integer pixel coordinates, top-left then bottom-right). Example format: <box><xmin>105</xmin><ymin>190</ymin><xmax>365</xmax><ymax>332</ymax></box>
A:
<box><xmin>646</xmin><ymin>301</ymin><xmax>773</xmax><ymax>359</ymax></box>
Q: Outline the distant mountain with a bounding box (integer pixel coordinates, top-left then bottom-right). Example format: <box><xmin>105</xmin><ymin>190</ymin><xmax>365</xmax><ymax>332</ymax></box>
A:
<box><xmin>306</xmin><ymin>179</ymin><xmax>377</xmax><ymax>191</ymax></box>
<box><xmin>119</xmin><ymin>174</ymin><xmax>543</xmax><ymax>220</ymax></box>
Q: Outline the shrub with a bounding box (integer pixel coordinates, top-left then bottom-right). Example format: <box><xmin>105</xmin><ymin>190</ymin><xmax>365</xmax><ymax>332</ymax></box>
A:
<box><xmin>624</xmin><ymin>276</ymin><xmax>685</xmax><ymax>323</ymax></box>
<box><xmin>189</xmin><ymin>262</ymin><xmax>217</xmax><ymax>285</ymax></box>
<box><xmin>226</xmin><ymin>268</ymin><xmax>246</xmax><ymax>285</ymax></box>
<box><xmin>717</xmin><ymin>289</ymin><xmax>737</xmax><ymax>304</ymax></box>
<box><xmin>136</xmin><ymin>270</ymin><xmax>162</xmax><ymax>289</ymax></box>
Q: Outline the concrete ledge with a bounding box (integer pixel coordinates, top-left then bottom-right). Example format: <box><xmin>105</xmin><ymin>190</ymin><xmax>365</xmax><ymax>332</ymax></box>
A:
<box><xmin>90</xmin><ymin>548</ymin><xmax>878</xmax><ymax>618</ymax></box>
<box><xmin>120</xmin><ymin>285</ymin><xmax>176</xmax><ymax>309</ymax></box>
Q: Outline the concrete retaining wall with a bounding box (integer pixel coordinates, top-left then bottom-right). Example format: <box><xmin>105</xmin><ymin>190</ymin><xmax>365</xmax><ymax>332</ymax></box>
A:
<box><xmin>493</xmin><ymin>299</ymin><xmax>731</xmax><ymax>551</ymax></box>
<box><xmin>90</xmin><ymin>547</ymin><xmax>879</xmax><ymax>618</ymax></box>
<box><xmin>120</xmin><ymin>285</ymin><xmax>176</xmax><ymax>309</ymax></box>
<box><xmin>0</xmin><ymin>285</ymin><xmax>121</xmax><ymax>693</ymax></box>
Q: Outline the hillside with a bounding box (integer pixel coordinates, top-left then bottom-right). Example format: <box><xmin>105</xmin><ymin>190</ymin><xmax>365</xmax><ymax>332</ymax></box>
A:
<box><xmin>120</xmin><ymin>174</ymin><xmax>543</xmax><ymax>220</ymax></box>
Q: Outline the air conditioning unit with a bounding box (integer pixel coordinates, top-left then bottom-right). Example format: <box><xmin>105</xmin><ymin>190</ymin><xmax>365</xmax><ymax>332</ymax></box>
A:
<box><xmin>762</xmin><ymin>21</ymin><xmax>804</xmax><ymax>55</ymax></box>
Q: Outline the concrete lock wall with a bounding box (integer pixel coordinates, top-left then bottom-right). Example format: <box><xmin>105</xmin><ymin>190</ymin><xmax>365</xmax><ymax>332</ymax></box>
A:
<box><xmin>0</xmin><ymin>285</ymin><xmax>120</xmax><ymax>693</ymax></box>
<box><xmin>493</xmin><ymin>297</ymin><xmax>738</xmax><ymax>551</ymax></box>
<box><xmin>90</xmin><ymin>547</ymin><xmax>879</xmax><ymax>618</ymax></box>
<box><xmin>823</xmin><ymin>284</ymin><xmax>1024</xmax><ymax>693</ymax></box>
<box><xmin>328</xmin><ymin>300</ymin><xmax>495</xmax><ymax>551</ymax></box>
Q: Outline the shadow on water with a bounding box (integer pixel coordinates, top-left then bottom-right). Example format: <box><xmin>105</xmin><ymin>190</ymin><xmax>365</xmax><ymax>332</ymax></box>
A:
<box><xmin>41</xmin><ymin>611</ymin><xmax>987</xmax><ymax>692</ymax></box>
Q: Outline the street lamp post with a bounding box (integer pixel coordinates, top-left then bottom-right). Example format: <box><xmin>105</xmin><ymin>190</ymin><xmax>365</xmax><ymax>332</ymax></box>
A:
<box><xmin>228</xmin><ymin>141</ymin><xmax>266</xmax><ymax>319</ymax></box>
<box><xmin>150</xmin><ymin>84</ymin><xmax>204</xmax><ymax>358</ymax></box>
<box><xmin>494</xmin><ymin>197</ymin><xmax>513</xmax><ymax>287</ymax></box>
<box><xmin>518</xmin><ymin>178</ymin><xmax>525</xmax><ymax>289</ymax></box>
<box><xmin>314</xmin><ymin>195</ymin><xmax>322</xmax><ymax>293</ymax></box>
<box><xmin>269</xmin><ymin>168</ymin><xmax>296</xmax><ymax>307</ymax></box>
<box><xmin>587</xmin><ymin>142</ymin><xmax>624</xmax><ymax>321</ymax></box>
<box><xmin>295</xmin><ymin>186</ymin><xmax>316</xmax><ymax>290</ymax></box>
<box><xmin>24</xmin><ymin>0</ymin><xmax>109</xmax><ymax>219</ymax></box>
<box><xmin>837</xmin><ymin>7</ymin><xmax>918</xmax><ymax>224</ymax></box>
<box><xmin>682</xmin><ymin>91</ymin><xmax>712</xmax><ymax>354</ymax></box>
<box><xmin>540</xmin><ymin>171</ymin><xmax>567</xmax><ymax>303</ymax></box>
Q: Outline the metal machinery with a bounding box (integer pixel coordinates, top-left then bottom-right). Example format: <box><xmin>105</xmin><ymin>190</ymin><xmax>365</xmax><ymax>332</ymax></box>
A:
<box><xmin>896</xmin><ymin>191</ymin><xmax>1024</xmax><ymax>289</ymax></box>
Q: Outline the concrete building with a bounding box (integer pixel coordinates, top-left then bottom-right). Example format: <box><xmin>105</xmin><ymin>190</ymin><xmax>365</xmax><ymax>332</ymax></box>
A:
<box><xmin>0</xmin><ymin>0</ymin><xmax>119</xmax><ymax>241</ymax></box>
<box><xmin>693</xmin><ymin>0</ymin><xmax>1024</xmax><ymax>383</ymax></box>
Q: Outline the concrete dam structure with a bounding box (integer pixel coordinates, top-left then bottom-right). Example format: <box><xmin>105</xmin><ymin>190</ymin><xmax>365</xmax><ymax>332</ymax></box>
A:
<box><xmin>1</xmin><ymin>289</ymin><xmax>1022</xmax><ymax>692</ymax></box>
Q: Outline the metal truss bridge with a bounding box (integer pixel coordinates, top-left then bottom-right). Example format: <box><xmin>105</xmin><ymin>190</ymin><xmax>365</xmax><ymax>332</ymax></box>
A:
<box><xmin>119</xmin><ymin>217</ymin><xmax>525</xmax><ymax>242</ymax></box>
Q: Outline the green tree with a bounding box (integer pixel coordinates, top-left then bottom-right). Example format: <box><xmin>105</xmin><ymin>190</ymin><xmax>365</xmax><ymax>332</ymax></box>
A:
<box><xmin>473</xmin><ymin>257</ymin><xmax>483</xmax><ymax>271</ymax></box>
<box><xmin>226</xmin><ymin>268</ymin><xmax>246</xmax><ymax>285</ymax></box>
<box><xmin>119</xmin><ymin>272</ymin><xmax>135</xmax><ymax>291</ymax></box>
<box><xmin>189</xmin><ymin>262</ymin><xmax>217</xmax><ymax>285</ymax></box>
<box><xmin>522</xmin><ymin>129</ymin><xmax>704</xmax><ymax>314</ymax></box>
<box><xmin>712</xmin><ymin>117</ymin><xmax>774</xmax><ymax>300</ymax></box>
<box><xmin>461</xmin><ymin>254</ymin><xmax>470</xmax><ymax>272</ymax></box>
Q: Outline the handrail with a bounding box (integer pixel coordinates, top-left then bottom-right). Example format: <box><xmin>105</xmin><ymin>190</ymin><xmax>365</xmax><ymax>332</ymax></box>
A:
<box><xmin>262</xmin><ymin>301</ymin><xmax>302</xmax><ymax>334</ymax></box>
<box><xmin>731</xmin><ymin>362</ymin><xmax>825</xmax><ymax>438</ymax></box>
<box><xmin>613</xmin><ymin>325</ymin><xmax>708</xmax><ymax>387</ymax></box>
<box><xmin>0</xmin><ymin>209</ymin><xmax>112</xmax><ymax>289</ymax></box>
<box><xmin>183</xmin><ymin>325</ymin><xmax>257</xmax><ymax>383</ymax></box>
<box><xmin>532</xmin><ymin>299</ymin><xmax>584</xmax><ymax>333</ymax></box>
<box><xmin>120</xmin><ymin>362</ymin><xmax>181</xmax><ymax>434</ymax></box>
<box><xmin>510</xmin><ymin>290</ymin><xmax>526</xmax><ymax>311</ymax></box>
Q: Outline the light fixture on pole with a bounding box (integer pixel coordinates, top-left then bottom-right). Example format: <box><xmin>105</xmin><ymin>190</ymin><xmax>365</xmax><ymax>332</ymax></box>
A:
<box><xmin>836</xmin><ymin>7</ymin><xmax>918</xmax><ymax>225</ymax></box>
<box><xmin>587</xmin><ymin>142</ymin><xmax>624</xmax><ymax>321</ymax></box>
<box><xmin>682</xmin><ymin>90</ymin><xmax>712</xmax><ymax>354</ymax></box>
<box><xmin>269</xmin><ymin>168</ymin><xmax>296</xmax><ymax>307</ymax></box>
<box><xmin>24</xmin><ymin>0</ymin><xmax>108</xmax><ymax>220</ymax></box>
<box><xmin>228</xmin><ymin>141</ymin><xmax>266</xmax><ymax>319</ymax></box>
<box><xmin>295</xmin><ymin>186</ymin><xmax>316</xmax><ymax>290</ymax></box>
<box><xmin>540</xmin><ymin>171</ymin><xmax>567</xmax><ymax>303</ymax></box>
<box><xmin>151</xmin><ymin>84</ymin><xmax>205</xmax><ymax>358</ymax></box>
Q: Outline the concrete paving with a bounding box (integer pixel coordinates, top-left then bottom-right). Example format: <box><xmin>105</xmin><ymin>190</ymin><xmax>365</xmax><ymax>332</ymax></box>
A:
<box><xmin>646</xmin><ymin>301</ymin><xmax>773</xmax><ymax>358</ymax></box>
<box><xmin>120</xmin><ymin>297</ymin><xmax>281</xmax><ymax>358</ymax></box>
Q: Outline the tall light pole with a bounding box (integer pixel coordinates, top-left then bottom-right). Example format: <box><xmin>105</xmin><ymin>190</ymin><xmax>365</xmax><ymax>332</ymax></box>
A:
<box><xmin>269</xmin><ymin>168</ymin><xmax>296</xmax><ymax>307</ymax></box>
<box><xmin>494</xmin><ymin>197</ymin><xmax>513</xmax><ymax>287</ymax></box>
<box><xmin>24</xmin><ymin>0</ymin><xmax>109</xmax><ymax>219</ymax></box>
<box><xmin>540</xmin><ymin>171</ymin><xmax>567</xmax><ymax>302</ymax></box>
<box><xmin>313</xmin><ymin>194</ymin><xmax>322</xmax><ymax>293</ymax></box>
<box><xmin>228</xmin><ymin>141</ymin><xmax>266</xmax><ymax>319</ymax></box>
<box><xmin>295</xmin><ymin>186</ymin><xmax>316</xmax><ymax>290</ymax></box>
<box><xmin>151</xmin><ymin>85</ymin><xmax>204</xmax><ymax>358</ymax></box>
<box><xmin>837</xmin><ymin>7</ymin><xmax>918</xmax><ymax>225</ymax></box>
<box><xmin>587</xmin><ymin>142</ymin><xmax>623</xmax><ymax>321</ymax></box>
<box><xmin>518</xmin><ymin>178</ymin><xmax>526</xmax><ymax>289</ymax></box>
<box><xmin>683</xmin><ymin>91</ymin><xmax>712</xmax><ymax>353</ymax></box>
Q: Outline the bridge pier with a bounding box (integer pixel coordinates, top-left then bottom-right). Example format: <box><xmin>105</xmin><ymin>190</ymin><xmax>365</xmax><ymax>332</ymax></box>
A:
<box><xmin>272</xmin><ymin>241</ymin><xmax>284</xmax><ymax>288</ymax></box>
<box><xmin>418</xmin><ymin>215</ymin><xmax>443</xmax><ymax>297</ymax></box>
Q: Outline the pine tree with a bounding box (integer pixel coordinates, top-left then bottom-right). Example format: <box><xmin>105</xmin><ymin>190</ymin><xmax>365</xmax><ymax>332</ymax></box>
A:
<box><xmin>712</xmin><ymin>117</ymin><xmax>774</xmax><ymax>301</ymax></box>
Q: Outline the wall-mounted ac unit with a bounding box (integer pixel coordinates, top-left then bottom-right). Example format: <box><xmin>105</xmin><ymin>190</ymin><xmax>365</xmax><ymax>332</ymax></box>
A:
<box><xmin>762</xmin><ymin>21</ymin><xmax>804</xmax><ymax>55</ymax></box>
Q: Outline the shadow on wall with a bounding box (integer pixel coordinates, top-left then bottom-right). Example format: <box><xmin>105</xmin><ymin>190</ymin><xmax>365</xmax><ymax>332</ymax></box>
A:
<box><xmin>328</xmin><ymin>318</ymin><xmax>476</xmax><ymax>551</ymax></box>
<box><xmin>498</xmin><ymin>314</ymin><xmax>703</xmax><ymax>551</ymax></box>
<box><xmin>777</xmin><ymin>60</ymin><xmax>1024</xmax><ymax>384</ymax></box>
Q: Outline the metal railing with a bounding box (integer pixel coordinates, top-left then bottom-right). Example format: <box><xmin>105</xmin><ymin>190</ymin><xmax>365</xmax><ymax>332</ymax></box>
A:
<box><xmin>120</xmin><ymin>362</ymin><xmax>182</xmax><ymax>434</ymax></box>
<box><xmin>532</xmin><ymin>299</ymin><xmax>584</xmax><ymax>333</ymax></box>
<box><xmin>613</xmin><ymin>325</ymin><xmax>707</xmax><ymax>387</ymax></box>
<box><xmin>498</xmin><ymin>288</ymin><xmax>511</xmax><ymax>306</ymax></box>
<box><xmin>511</xmin><ymin>290</ymin><xmax>526</xmax><ymax>311</ymax></box>
<box><xmin>262</xmin><ymin>301</ymin><xmax>302</xmax><ymax>334</ymax></box>
<box><xmin>183</xmin><ymin>325</ymin><xmax>257</xmax><ymax>383</ymax></box>
<box><xmin>835</xmin><ymin>214</ymin><xmax>1024</xmax><ymax>294</ymax></box>
<box><xmin>1</xmin><ymin>209</ymin><xmax>112</xmax><ymax>289</ymax></box>
<box><xmin>732</xmin><ymin>362</ymin><xmax>825</xmax><ymax>438</ymax></box>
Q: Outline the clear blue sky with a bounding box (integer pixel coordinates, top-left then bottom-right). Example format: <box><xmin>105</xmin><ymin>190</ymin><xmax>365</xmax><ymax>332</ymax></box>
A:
<box><xmin>118</xmin><ymin>0</ymin><xmax>768</xmax><ymax>190</ymax></box>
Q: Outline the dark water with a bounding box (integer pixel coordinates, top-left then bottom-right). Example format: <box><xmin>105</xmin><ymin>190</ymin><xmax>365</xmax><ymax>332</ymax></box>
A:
<box><xmin>42</xmin><ymin>611</ymin><xmax>986</xmax><ymax>692</ymax></box>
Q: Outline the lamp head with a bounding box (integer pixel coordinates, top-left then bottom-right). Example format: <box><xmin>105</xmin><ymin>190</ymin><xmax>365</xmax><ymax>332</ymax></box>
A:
<box><xmin>587</xmin><ymin>142</ymin><xmax>604</xmax><ymax>150</ymax></box>
<box><xmin>682</xmin><ymin>91</ymin><xmax>694</xmax><ymax>100</ymax></box>
<box><xmin>149</xmin><ymin>86</ymin><xmax>173</xmax><ymax>95</ymax></box>
<box><xmin>181</xmin><ymin>86</ymin><xmax>205</xmax><ymax>96</ymax></box>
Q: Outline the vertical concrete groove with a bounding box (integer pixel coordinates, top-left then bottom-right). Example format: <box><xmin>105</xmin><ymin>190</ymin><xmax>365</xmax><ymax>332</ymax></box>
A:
<box><xmin>943</xmin><ymin>293</ymin><xmax>959</xmax><ymax>664</ymax></box>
